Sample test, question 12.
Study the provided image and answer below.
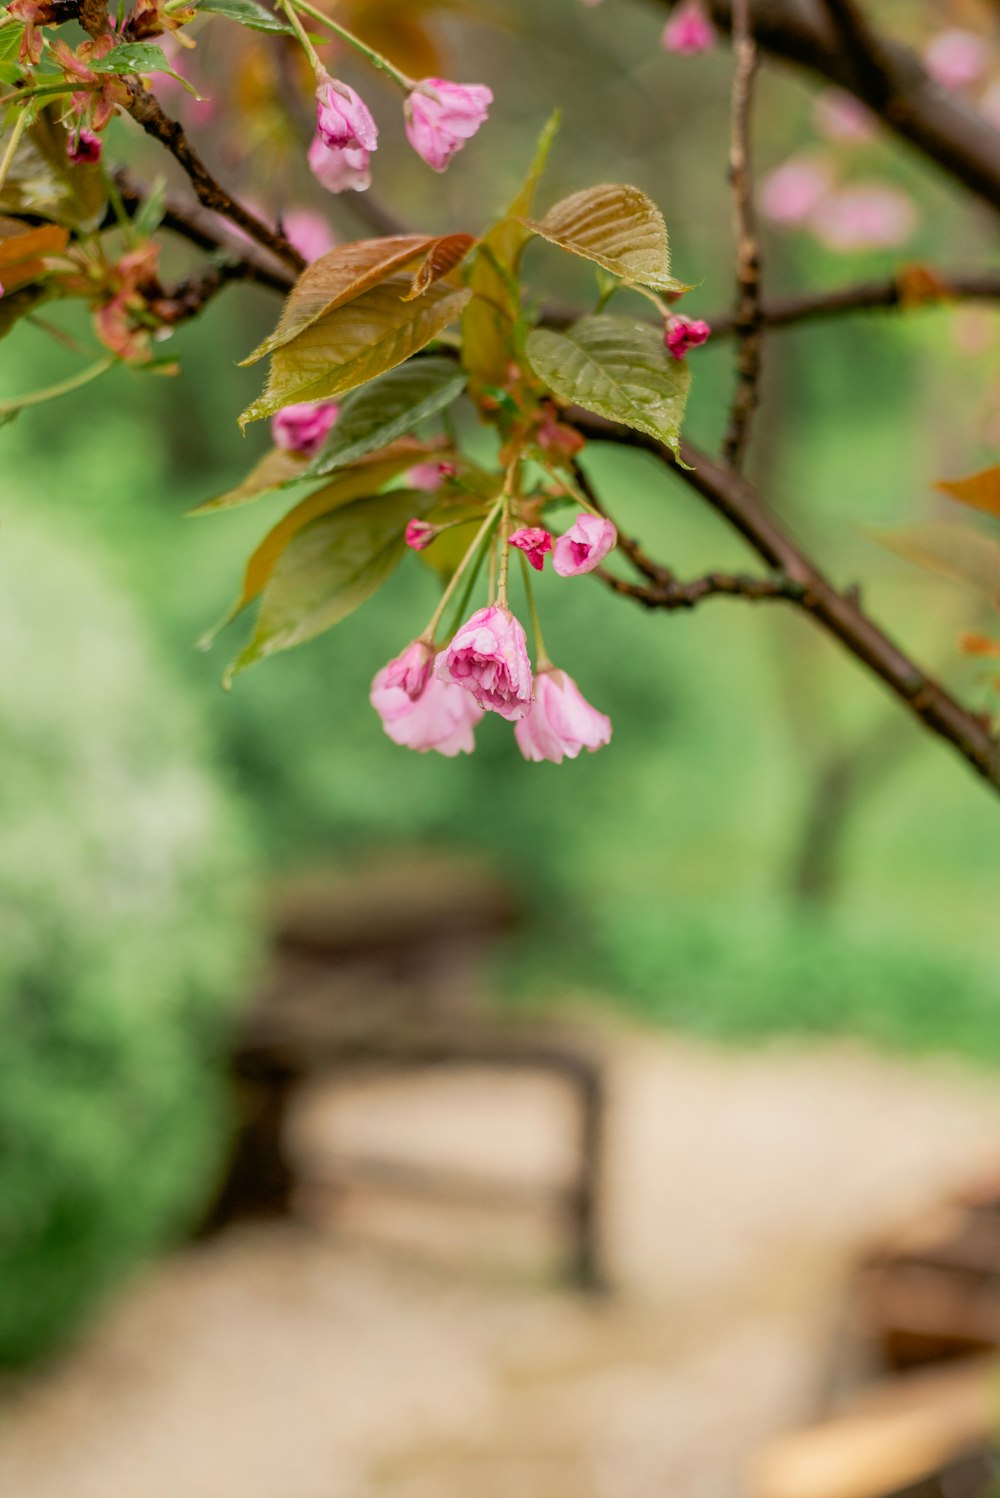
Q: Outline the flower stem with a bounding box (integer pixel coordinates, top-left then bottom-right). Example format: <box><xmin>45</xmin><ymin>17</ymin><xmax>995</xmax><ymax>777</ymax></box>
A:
<box><xmin>539</xmin><ymin>459</ymin><xmax>603</xmax><ymax>519</ymax></box>
<box><xmin>519</xmin><ymin>552</ymin><xmax>550</xmax><ymax>669</ymax></box>
<box><xmin>285</xmin><ymin>0</ymin><xmax>416</xmax><ymax>90</ymax></box>
<box><xmin>496</xmin><ymin>498</ymin><xmax>511</xmax><ymax>607</ymax></box>
<box><xmin>0</xmin><ymin>103</ymin><xmax>30</xmax><ymax>200</ymax></box>
<box><xmin>278</xmin><ymin>0</ymin><xmax>324</xmax><ymax>75</ymax></box>
<box><xmin>0</xmin><ymin>355</ymin><xmax>115</xmax><ymax>419</ymax></box>
<box><xmin>423</xmin><ymin>496</ymin><xmax>503</xmax><ymax>644</ymax></box>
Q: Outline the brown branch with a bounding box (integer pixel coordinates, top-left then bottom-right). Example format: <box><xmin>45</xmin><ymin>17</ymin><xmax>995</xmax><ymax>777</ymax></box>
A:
<box><xmin>816</xmin><ymin>0</ymin><xmax>893</xmax><ymax>106</ymax></box>
<box><xmin>569</xmin><ymin>408</ymin><xmax>1000</xmax><ymax>797</ymax></box>
<box><xmin>123</xmin><ymin>86</ymin><xmax>306</xmax><ymax>274</ymax></box>
<box><xmin>707</xmin><ymin>268</ymin><xmax>1000</xmax><ymax>335</ymax></box>
<box><xmin>595</xmin><ymin>565</ymin><xmax>802</xmax><ymax>608</ymax></box>
<box><xmin>723</xmin><ymin>0</ymin><xmax>763</xmax><ymax>470</ymax></box>
<box><xmin>112</xmin><ymin>170</ymin><xmax>296</xmax><ymax>296</ymax></box>
<box><xmin>650</xmin><ymin>0</ymin><xmax>1000</xmax><ymax>218</ymax></box>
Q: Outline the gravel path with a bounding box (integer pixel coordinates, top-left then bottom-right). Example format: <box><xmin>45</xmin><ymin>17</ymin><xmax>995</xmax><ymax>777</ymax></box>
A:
<box><xmin>3</xmin><ymin>1031</ymin><xmax>1000</xmax><ymax>1498</ymax></box>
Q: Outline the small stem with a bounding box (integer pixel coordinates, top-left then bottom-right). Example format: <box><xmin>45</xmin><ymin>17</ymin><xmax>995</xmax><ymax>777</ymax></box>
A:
<box><xmin>0</xmin><ymin>355</ymin><xmax>115</xmax><ymax>417</ymax></box>
<box><xmin>519</xmin><ymin>552</ymin><xmax>550</xmax><ymax>668</ymax></box>
<box><xmin>0</xmin><ymin>103</ymin><xmax>30</xmax><ymax>199</ymax></box>
<box><xmin>488</xmin><ymin>532</ymin><xmax>498</xmax><ymax>601</ymax></box>
<box><xmin>539</xmin><ymin>459</ymin><xmax>603</xmax><ymax>518</ymax></box>
<box><xmin>286</xmin><ymin>0</ymin><xmax>416</xmax><ymax>90</ymax></box>
<box><xmin>0</xmin><ymin>80</ymin><xmax>96</xmax><ymax>107</ymax></box>
<box><xmin>278</xmin><ymin>0</ymin><xmax>323</xmax><ymax>76</ymax></box>
<box><xmin>423</xmin><ymin>496</ymin><xmax>503</xmax><ymax>643</ymax></box>
<box><xmin>102</xmin><ymin>161</ymin><xmax>136</xmax><ymax>244</ymax></box>
<box><xmin>497</xmin><ymin>497</ymin><xmax>511</xmax><ymax>607</ymax></box>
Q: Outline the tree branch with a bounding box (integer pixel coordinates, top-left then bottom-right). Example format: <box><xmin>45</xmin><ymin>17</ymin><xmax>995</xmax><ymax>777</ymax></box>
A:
<box><xmin>595</xmin><ymin>565</ymin><xmax>802</xmax><ymax>608</ymax></box>
<box><xmin>723</xmin><ymin>0</ymin><xmax>764</xmax><ymax>469</ymax></box>
<box><xmin>569</xmin><ymin>408</ymin><xmax>1000</xmax><ymax>796</ymax></box>
<box><xmin>650</xmin><ymin>0</ymin><xmax>1000</xmax><ymax>217</ymax></box>
<box><xmin>706</xmin><ymin>267</ymin><xmax>1000</xmax><ymax>335</ymax></box>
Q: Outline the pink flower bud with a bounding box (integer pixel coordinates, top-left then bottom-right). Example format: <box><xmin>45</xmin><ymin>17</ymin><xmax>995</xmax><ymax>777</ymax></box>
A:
<box><xmin>283</xmin><ymin>209</ymin><xmax>335</xmax><ymax>263</ymax></box>
<box><xmin>661</xmin><ymin>1</ymin><xmax>716</xmax><ymax>56</ymax></box>
<box><xmin>270</xmin><ymin>401</ymin><xmax>339</xmax><ymax>455</ymax></box>
<box><xmin>67</xmin><ymin>128</ymin><xmax>102</xmax><ymax>164</ymax></box>
<box><xmin>404</xmin><ymin>79</ymin><xmax>493</xmax><ymax>172</ymax></box>
<box><xmin>380</xmin><ymin>639</ymin><xmax>434</xmax><ymax>700</ymax></box>
<box><xmin>515</xmin><ymin>667</ymin><xmax>612</xmax><ymax>764</ymax></box>
<box><xmin>405</xmin><ymin>518</ymin><xmax>437</xmax><ymax>551</ymax></box>
<box><xmin>551</xmin><ymin>514</ymin><xmax>617</xmax><ymax>577</ymax></box>
<box><xmin>923</xmin><ymin>30</ymin><xmax>987</xmax><ymax>92</ymax></box>
<box><xmin>813</xmin><ymin>89</ymin><xmax>875</xmax><ymax>145</ymax></box>
<box><xmin>308</xmin><ymin>135</ymin><xmax>371</xmax><ymax>194</ymax></box>
<box><xmin>405</xmin><ymin>461</ymin><xmax>455</xmax><ymax>492</ymax></box>
<box><xmin>371</xmin><ymin>662</ymin><xmax>483</xmax><ymax>756</ymax></box>
<box><xmin>508</xmin><ymin>527</ymin><xmax>553</xmax><ymax>572</ymax></box>
<box><xmin>809</xmin><ymin>183</ymin><xmax>917</xmax><ymax>252</ymax></box>
<box><xmin>435</xmin><ymin>605</ymin><xmax>532</xmax><ymax>720</ymax></box>
<box><xmin>315</xmin><ymin>73</ymin><xmax>378</xmax><ymax>153</ymax></box>
<box><xmin>664</xmin><ymin>314</ymin><xmax>711</xmax><ymax>358</ymax></box>
<box><xmin>761</xmin><ymin>157</ymin><xmax>832</xmax><ymax>225</ymax></box>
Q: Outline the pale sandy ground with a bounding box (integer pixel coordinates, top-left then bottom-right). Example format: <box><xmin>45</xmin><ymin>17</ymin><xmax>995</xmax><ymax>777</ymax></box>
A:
<box><xmin>4</xmin><ymin>1030</ymin><xmax>1000</xmax><ymax>1498</ymax></box>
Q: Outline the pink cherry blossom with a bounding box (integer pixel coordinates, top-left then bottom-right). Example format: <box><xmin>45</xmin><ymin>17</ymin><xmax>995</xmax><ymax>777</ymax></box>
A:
<box><xmin>406</xmin><ymin>460</ymin><xmax>456</xmax><ymax>491</ymax></box>
<box><xmin>661</xmin><ymin>1</ymin><xmax>716</xmax><ymax>56</ymax></box>
<box><xmin>380</xmin><ymin>639</ymin><xmax>434</xmax><ymax>700</ymax></box>
<box><xmin>813</xmin><ymin>89</ymin><xmax>875</xmax><ymax>145</ymax></box>
<box><xmin>508</xmin><ymin>527</ymin><xmax>553</xmax><ymax>572</ymax></box>
<box><xmin>923</xmin><ymin>30</ymin><xmax>987</xmax><ymax>92</ymax></box>
<box><xmin>404</xmin><ymin>79</ymin><xmax>493</xmax><ymax>172</ymax></box>
<box><xmin>283</xmin><ymin>209</ymin><xmax>335</xmax><ymax>263</ymax></box>
<box><xmin>315</xmin><ymin>73</ymin><xmax>378</xmax><ymax>153</ymax></box>
<box><xmin>809</xmin><ymin>183</ymin><xmax>917</xmax><ymax>252</ymax></box>
<box><xmin>67</xmin><ymin>128</ymin><xmax>102</xmax><ymax>164</ymax></box>
<box><xmin>271</xmin><ymin>401</ymin><xmax>339</xmax><ymax>455</ymax></box>
<box><xmin>308</xmin><ymin>135</ymin><xmax>372</xmax><ymax>194</ymax></box>
<box><xmin>665</xmin><ymin>314</ymin><xmax>711</xmax><ymax>358</ymax></box>
<box><xmin>515</xmin><ymin>667</ymin><xmax>612</xmax><ymax>764</ymax></box>
<box><xmin>435</xmin><ymin>605</ymin><xmax>532</xmax><ymax>719</ymax></box>
<box><xmin>404</xmin><ymin>519</ymin><xmax>436</xmax><ymax>551</ymax></box>
<box><xmin>551</xmin><ymin>514</ymin><xmax>617</xmax><ymax>577</ymax></box>
<box><xmin>371</xmin><ymin>666</ymin><xmax>483</xmax><ymax>756</ymax></box>
<box><xmin>761</xmin><ymin>157</ymin><xmax>832</xmax><ymax>225</ymax></box>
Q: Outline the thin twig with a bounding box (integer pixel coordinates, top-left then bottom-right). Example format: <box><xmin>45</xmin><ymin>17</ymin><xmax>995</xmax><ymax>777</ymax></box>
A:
<box><xmin>595</xmin><ymin>566</ymin><xmax>801</xmax><ymax>608</ymax></box>
<box><xmin>723</xmin><ymin>0</ymin><xmax>763</xmax><ymax>470</ymax></box>
<box><xmin>568</xmin><ymin>407</ymin><xmax>1000</xmax><ymax>797</ymax></box>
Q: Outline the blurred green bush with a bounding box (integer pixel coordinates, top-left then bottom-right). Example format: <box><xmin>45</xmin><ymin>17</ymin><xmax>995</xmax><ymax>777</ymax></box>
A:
<box><xmin>0</xmin><ymin>517</ymin><xmax>256</xmax><ymax>1367</ymax></box>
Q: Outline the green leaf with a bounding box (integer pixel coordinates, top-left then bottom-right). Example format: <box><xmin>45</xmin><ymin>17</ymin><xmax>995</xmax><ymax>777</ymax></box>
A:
<box><xmin>305</xmin><ymin>357</ymin><xmax>466</xmax><ymax>477</ymax></box>
<box><xmin>0</xmin><ymin>24</ymin><xmax>24</xmax><ymax>84</ymax></box>
<box><xmin>239</xmin><ymin>276</ymin><xmax>470</xmax><ymax>429</ymax></box>
<box><xmin>92</xmin><ymin>42</ymin><xmax>198</xmax><ymax>92</ymax></box>
<box><xmin>462</xmin><ymin>110</ymin><xmax>559</xmax><ymax>394</ymax></box>
<box><xmin>225</xmin><ymin>489</ymin><xmax>431</xmax><ymax>681</ymax></box>
<box><xmin>191</xmin><ymin>446</ymin><xmax>313</xmax><ymax>515</ymax></box>
<box><xmin>871</xmin><ymin>521</ymin><xmax>1000</xmax><ymax>603</ymax></box>
<box><xmin>523</xmin><ymin>183</ymin><xmax>689</xmax><ymax>294</ymax></box>
<box><xmin>132</xmin><ymin>174</ymin><xmax>168</xmax><ymax>240</ymax></box>
<box><xmin>525</xmin><ymin>314</ymin><xmax>691</xmax><ymax>454</ymax></box>
<box><xmin>195</xmin><ymin>0</ymin><xmax>293</xmax><ymax>31</ymax></box>
<box><xmin>241</xmin><ymin>235</ymin><xmax>450</xmax><ymax>367</ymax></box>
<box><xmin>0</xmin><ymin>106</ymin><xmax>106</xmax><ymax>231</ymax></box>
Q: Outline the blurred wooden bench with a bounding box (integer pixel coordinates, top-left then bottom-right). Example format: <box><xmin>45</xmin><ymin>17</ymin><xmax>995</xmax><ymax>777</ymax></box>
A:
<box><xmin>200</xmin><ymin>857</ymin><xmax>607</xmax><ymax>1289</ymax></box>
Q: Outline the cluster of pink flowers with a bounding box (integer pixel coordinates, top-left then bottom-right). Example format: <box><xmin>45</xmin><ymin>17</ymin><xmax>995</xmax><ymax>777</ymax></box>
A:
<box><xmin>372</xmin><ymin>512</ymin><xmax>616</xmax><ymax>764</ymax></box>
<box><xmin>309</xmin><ymin>68</ymin><xmax>492</xmax><ymax>196</ymax></box>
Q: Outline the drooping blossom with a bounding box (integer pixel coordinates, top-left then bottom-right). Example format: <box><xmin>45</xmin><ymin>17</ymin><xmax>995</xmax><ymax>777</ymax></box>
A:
<box><xmin>552</xmin><ymin>514</ymin><xmax>617</xmax><ymax>577</ymax></box>
<box><xmin>379</xmin><ymin>639</ymin><xmax>434</xmax><ymax>700</ymax></box>
<box><xmin>923</xmin><ymin>30</ymin><xmax>987</xmax><ymax>92</ymax></box>
<box><xmin>406</xmin><ymin>460</ymin><xmax>456</xmax><ymax>491</ymax></box>
<box><xmin>809</xmin><ymin>183</ymin><xmax>917</xmax><ymax>252</ymax></box>
<box><xmin>283</xmin><ymin>209</ymin><xmax>335</xmax><ymax>263</ymax></box>
<box><xmin>813</xmin><ymin>89</ymin><xmax>875</xmax><ymax>145</ymax></box>
<box><xmin>661</xmin><ymin>1</ymin><xmax>716</xmax><ymax>56</ymax></box>
<box><xmin>308</xmin><ymin>136</ymin><xmax>371</xmax><ymax>195</ymax></box>
<box><xmin>515</xmin><ymin>667</ymin><xmax>612</xmax><ymax>764</ymax></box>
<box><xmin>761</xmin><ymin>157</ymin><xmax>832</xmax><ymax>226</ymax></box>
<box><xmin>68</xmin><ymin>129</ymin><xmax>102</xmax><ymax>164</ymax></box>
<box><xmin>508</xmin><ymin>527</ymin><xmax>553</xmax><ymax>572</ymax></box>
<box><xmin>435</xmin><ymin>605</ymin><xmax>532</xmax><ymax>719</ymax></box>
<box><xmin>315</xmin><ymin>72</ymin><xmax>378</xmax><ymax>153</ymax></box>
<box><xmin>404</xmin><ymin>79</ymin><xmax>493</xmax><ymax>172</ymax></box>
<box><xmin>404</xmin><ymin>519</ymin><xmax>437</xmax><ymax>551</ymax></box>
<box><xmin>271</xmin><ymin>401</ymin><xmax>339</xmax><ymax>455</ymax></box>
<box><xmin>665</xmin><ymin>314</ymin><xmax>711</xmax><ymax>358</ymax></box>
<box><xmin>371</xmin><ymin>661</ymin><xmax>483</xmax><ymax>756</ymax></box>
